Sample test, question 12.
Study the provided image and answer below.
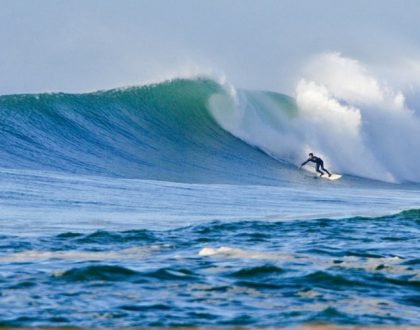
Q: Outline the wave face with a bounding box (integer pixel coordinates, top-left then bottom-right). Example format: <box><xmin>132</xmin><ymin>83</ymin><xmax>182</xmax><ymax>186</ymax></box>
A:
<box><xmin>0</xmin><ymin>79</ymin><xmax>295</xmax><ymax>184</ymax></box>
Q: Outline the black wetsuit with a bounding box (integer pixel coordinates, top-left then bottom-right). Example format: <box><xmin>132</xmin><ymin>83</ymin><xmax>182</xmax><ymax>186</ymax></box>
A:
<box><xmin>301</xmin><ymin>156</ymin><xmax>331</xmax><ymax>176</ymax></box>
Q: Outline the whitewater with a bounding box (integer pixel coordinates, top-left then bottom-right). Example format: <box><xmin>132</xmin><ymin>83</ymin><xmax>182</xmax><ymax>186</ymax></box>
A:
<box><xmin>0</xmin><ymin>55</ymin><xmax>419</xmax><ymax>328</ymax></box>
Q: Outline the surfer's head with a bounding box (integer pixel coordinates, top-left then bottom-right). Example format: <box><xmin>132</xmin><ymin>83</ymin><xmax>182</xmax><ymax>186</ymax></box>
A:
<box><xmin>309</xmin><ymin>153</ymin><xmax>313</xmax><ymax>157</ymax></box>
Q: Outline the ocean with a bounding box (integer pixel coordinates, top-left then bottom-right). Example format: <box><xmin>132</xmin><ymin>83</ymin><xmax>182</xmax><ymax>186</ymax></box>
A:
<box><xmin>0</xmin><ymin>78</ymin><xmax>418</xmax><ymax>328</ymax></box>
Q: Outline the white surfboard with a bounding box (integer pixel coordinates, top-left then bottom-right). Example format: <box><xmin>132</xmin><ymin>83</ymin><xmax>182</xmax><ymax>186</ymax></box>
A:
<box><xmin>301</xmin><ymin>166</ymin><xmax>342</xmax><ymax>181</ymax></box>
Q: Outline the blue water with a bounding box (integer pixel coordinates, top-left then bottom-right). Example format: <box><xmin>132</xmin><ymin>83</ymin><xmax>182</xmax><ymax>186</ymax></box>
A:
<box><xmin>0</xmin><ymin>79</ymin><xmax>419</xmax><ymax>328</ymax></box>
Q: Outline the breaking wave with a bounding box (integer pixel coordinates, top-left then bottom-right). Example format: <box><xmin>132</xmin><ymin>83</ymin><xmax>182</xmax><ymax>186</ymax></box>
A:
<box><xmin>1</xmin><ymin>57</ymin><xmax>419</xmax><ymax>184</ymax></box>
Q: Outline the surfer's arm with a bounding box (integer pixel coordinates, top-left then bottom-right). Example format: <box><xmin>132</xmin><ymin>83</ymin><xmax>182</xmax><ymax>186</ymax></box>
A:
<box><xmin>300</xmin><ymin>159</ymin><xmax>309</xmax><ymax>167</ymax></box>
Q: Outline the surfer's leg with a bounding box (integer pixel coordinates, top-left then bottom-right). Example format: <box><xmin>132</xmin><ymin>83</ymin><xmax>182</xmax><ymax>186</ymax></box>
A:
<box><xmin>321</xmin><ymin>164</ymin><xmax>331</xmax><ymax>177</ymax></box>
<box><xmin>316</xmin><ymin>164</ymin><xmax>324</xmax><ymax>176</ymax></box>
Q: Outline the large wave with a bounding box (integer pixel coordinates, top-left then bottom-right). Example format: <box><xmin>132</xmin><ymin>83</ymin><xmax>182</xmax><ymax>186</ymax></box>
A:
<box><xmin>1</xmin><ymin>57</ymin><xmax>419</xmax><ymax>184</ymax></box>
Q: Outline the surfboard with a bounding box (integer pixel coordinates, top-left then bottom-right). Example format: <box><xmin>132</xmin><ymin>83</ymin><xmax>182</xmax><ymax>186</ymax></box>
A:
<box><xmin>301</xmin><ymin>166</ymin><xmax>342</xmax><ymax>181</ymax></box>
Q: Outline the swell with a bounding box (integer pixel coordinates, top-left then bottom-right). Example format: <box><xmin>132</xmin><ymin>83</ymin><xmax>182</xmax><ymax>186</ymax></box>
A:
<box><xmin>58</xmin><ymin>265</ymin><xmax>198</xmax><ymax>282</ymax></box>
<box><xmin>0</xmin><ymin>78</ymin><xmax>296</xmax><ymax>185</ymax></box>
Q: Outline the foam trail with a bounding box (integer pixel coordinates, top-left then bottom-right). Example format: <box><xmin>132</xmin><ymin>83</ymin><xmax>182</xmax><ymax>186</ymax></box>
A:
<box><xmin>0</xmin><ymin>247</ymin><xmax>154</xmax><ymax>263</ymax></box>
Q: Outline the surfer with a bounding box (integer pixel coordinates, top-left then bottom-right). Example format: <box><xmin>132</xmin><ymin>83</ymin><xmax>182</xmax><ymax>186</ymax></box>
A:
<box><xmin>300</xmin><ymin>153</ymin><xmax>331</xmax><ymax>177</ymax></box>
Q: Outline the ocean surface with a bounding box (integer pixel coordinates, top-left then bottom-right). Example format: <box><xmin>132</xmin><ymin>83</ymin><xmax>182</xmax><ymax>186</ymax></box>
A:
<box><xmin>0</xmin><ymin>78</ymin><xmax>419</xmax><ymax>328</ymax></box>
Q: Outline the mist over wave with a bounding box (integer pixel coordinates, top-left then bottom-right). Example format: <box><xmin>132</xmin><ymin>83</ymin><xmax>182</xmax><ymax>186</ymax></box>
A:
<box><xmin>210</xmin><ymin>53</ymin><xmax>420</xmax><ymax>183</ymax></box>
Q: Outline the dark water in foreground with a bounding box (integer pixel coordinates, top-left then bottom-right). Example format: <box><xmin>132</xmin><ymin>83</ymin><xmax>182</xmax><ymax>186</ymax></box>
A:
<box><xmin>0</xmin><ymin>210</ymin><xmax>418</xmax><ymax>327</ymax></box>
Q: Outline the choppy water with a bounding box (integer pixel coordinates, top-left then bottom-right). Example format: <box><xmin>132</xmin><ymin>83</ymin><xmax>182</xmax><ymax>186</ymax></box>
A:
<box><xmin>0</xmin><ymin>78</ymin><xmax>419</xmax><ymax>328</ymax></box>
<box><xmin>0</xmin><ymin>206</ymin><xmax>419</xmax><ymax>327</ymax></box>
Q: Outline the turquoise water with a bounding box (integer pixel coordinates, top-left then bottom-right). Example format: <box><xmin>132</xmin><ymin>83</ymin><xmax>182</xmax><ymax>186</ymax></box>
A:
<box><xmin>0</xmin><ymin>79</ymin><xmax>419</xmax><ymax>327</ymax></box>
